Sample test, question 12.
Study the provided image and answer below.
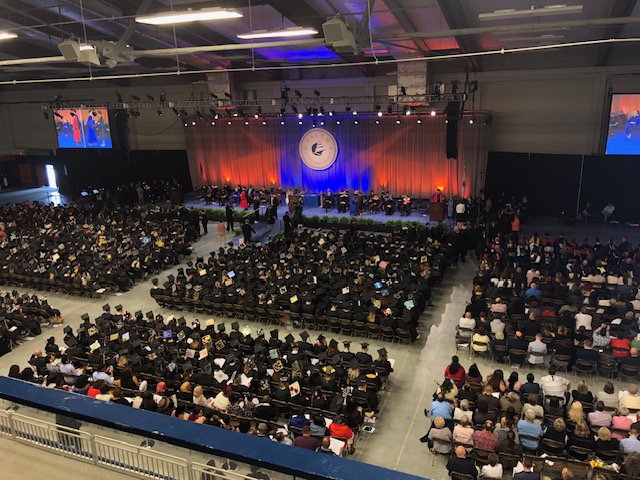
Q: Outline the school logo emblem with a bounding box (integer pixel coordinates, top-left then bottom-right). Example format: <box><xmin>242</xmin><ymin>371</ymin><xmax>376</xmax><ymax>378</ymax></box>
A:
<box><xmin>299</xmin><ymin>128</ymin><xmax>338</xmax><ymax>170</ymax></box>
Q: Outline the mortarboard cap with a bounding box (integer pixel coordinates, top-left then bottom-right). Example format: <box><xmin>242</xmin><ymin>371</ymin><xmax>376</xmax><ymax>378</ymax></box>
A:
<box><xmin>134</xmin><ymin>311</ymin><xmax>142</xmax><ymax>318</ymax></box>
<box><xmin>285</xmin><ymin>334</ymin><xmax>295</xmax><ymax>344</ymax></box>
<box><xmin>226</xmin><ymin>352</ymin><xmax>236</xmax><ymax>363</ymax></box>
<box><xmin>63</xmin><ymin>326</ymin><xmax>73</xmax><ymax>335</ymax></box>
<box><xmin>130</xmin><ymin>354</ymin><xmax>141</xmax><ymax>365</ymax></box>
<box><xmin>217</xmin><ymin>323</ymin><xmax>226</xmax><ymax>332</ymax></box>
<box><xmin>146</xmin><ymin>311</ymin><xmax>154</xmax><ymax>319</ymax></box>
<box><xmin>167</xmin><ymin>275</ymin><xmax>175</xmax><ymax>282</ymax></box>
<box><xmin>102</xmin><ymin>304</ymin><xmax>110</xmax><ymax>311</ymax></box>
<box><xmin>329</xmin><ymin>339</ymin><xmax>338</xmax><ymax>348</ymax></box>
<box><xmin>343</xmin><ymin>341</ymin><xmax>351</xmax><ymax>347</ymax></box>
<box><xmin>300</xmin><ymin>331</ymin><xmax>309</xmax><ymax>341</ymax></box>
<box><xmin>377</xmin><ymin>348</ymin><xmax>388</xmax><ymax>356</ymax></box>
<box><xmin>349</xmin><ymin>358</ymin><xmax>360</xmax><ymax>369</ymax></box>
<box><xmin>64</xmin><ymin>337</ymin><xmax>78</xmax><ymax>348</ymax></box>
<box><xmin>118</xmin><ymin>349</ymin><xmax>129</xmax><ymax>356</ymax></box>
<box><xmin>81</xmin><ymin>313</ymin><xmax>90</xmax><ymax>322</ymax></box>
<box><xmin>329</xmin><ymin>354</ymin><xmax>341</xmax><ymax>365</ymax></box>
<box><xmin>181</xmin><ymin>361</ymin><xmax>193</xmax><ymax>372</ymax></box>
<box><xmin>231</xmin><ymin>321</ymin><xmax>239</xmax><ymax>330</ymax></box>
<box><xmin>270</xmin><ymin>329</ymin><xmax>278</xmax><ymax>338</ymax></box>
<box><xmin>360</xmin><ymin>343</ymin><xmax>369</xmax><ymax>349</ymax></box>
<box><xmin>317</xmin><ymin>352</ymin><xmax>328</xmax><ymax>361</ymax></box>
<box><xmin>115</xmin><ymin>305</ymin><xmax>122</xmax><ymax>311</ymax></box>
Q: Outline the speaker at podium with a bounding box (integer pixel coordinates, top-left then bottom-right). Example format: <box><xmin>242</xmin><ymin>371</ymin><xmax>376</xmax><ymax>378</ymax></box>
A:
<box><xmin>429</xmin><ymin>189</ymin><xmax>445</xmax><ymax>222</ymax></box>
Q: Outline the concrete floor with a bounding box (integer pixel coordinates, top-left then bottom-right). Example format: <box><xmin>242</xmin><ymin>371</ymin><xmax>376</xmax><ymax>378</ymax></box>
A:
<box><xmin>2</xmin><ymin>204</ymin><xmax>640</xmax><ymax>479</ymax></box>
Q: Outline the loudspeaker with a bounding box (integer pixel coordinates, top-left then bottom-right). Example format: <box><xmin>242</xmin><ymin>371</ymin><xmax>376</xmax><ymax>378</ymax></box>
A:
<box><xmin>445</xmin><ymin>102</ymin><xmax>461</xmax><ymax>159</ymax></box>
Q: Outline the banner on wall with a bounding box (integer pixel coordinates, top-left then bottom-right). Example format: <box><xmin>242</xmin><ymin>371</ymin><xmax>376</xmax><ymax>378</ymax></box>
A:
<box><xmin>299</xmin><ymin>128</ymin><xmax>339</xmax><ymax>170</ymax></box>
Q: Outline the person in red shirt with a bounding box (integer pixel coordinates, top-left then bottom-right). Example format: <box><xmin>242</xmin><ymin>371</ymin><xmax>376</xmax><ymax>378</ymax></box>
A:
<box><xmin>328</xmin><ymin>416</ymin><xmax>354</xmax><ymax>452</ymax></box>
<box><xmin>611</xmin><ymin>336</ymin><xmax>631</xmax><ymax>358</ymax></box>
<box><xmin>444</xmin><ymin>356</ymin><xmax>466</xmax><ymax>386</ymax></box>
<box><xmin>87</xmin><ymin>379</ymin><xmax>105</xmax><ymax>398</ymax></box>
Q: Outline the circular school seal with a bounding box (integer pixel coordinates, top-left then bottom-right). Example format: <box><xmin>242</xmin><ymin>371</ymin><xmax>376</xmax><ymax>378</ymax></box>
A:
<box><xmin>299</xmin><ymin>128</ymin><xmax>338</xmax><ymax>170</ymax></box>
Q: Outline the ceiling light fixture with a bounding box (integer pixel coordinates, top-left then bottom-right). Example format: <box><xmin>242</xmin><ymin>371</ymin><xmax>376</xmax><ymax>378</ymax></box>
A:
<box><xmin>237</xmin><ymin>27</ymin><xmax>318</xmax><ymax>40</ymax></box>
<box><xmin>136</xmin><ymin>8</ymin><xmax>242</xmax><ymax>25</ymax></box>
<box><xmin>479</xmin><ymin>4</ymin><xmax>583</xmax><ymax>21</ymax></box>
<box><xmin>0</xmin><ymin>33</ymin><xmax>17</xmax><ymax>40</ymax></box>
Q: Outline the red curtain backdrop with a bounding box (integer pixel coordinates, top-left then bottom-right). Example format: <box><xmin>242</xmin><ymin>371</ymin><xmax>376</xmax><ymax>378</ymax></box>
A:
<box><xmin>185</xmin><ymin>114</ymin><xmax>490</xmax><ymax>198</ymax></box>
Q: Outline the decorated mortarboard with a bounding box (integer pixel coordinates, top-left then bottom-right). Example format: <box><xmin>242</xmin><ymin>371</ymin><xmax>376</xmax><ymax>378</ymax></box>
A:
<box><xmin>87</xmin><ymin>326</ymin><xmax>98</xmax><ymax>336</ymax></box>
<box><xmin>201</xmin><ymin>361</ymin><xmax>212</xmax><ymax>374</ymax></box>
<box><xmin>167</xmin><ymin>362</ymin><xmax>176</xmax><ymax>372</ymax></box>
<box><xmin>177</xmin><ymin>330</ymin><xmax>186</xmax><ymax>342</ymax></box>
<box><xmin>81</xmin><ymin>313</ymin><xmax>90</xmax><ymax>322</ymax></box>
<box><xmin>329</xmin><ymin>339</ymin><xmax>338</xmax><ymax>348</ymax></box>
<box><xmin>121</xmin><ymin>332</ymin><xmax>130</xmax><ymax>342</ymax></box>
<box><xmin>213</xmin><ymin>339</ymin><xmax>224</xmax><ymax>350</ymax></box>
<box><xmin>185</xmin><ymin>348</ymin><xmax>196</xmax><ymax>359</ymax></box>
<box><xmin>322</xmin><ymin>365</ymin><xmax>336</xmax><ymax>375</ymax></box>
<box><xmin>279</xmin><ymin>286</ymin><xmax>287</xmax><ymax>294</ymax></box>
<box><xmin>377</xmin><ymin>348</ymin><xmax>388</xmax><ymax>356</ymax></box>
<box><xmin>64</xmin><ymin>337</ymin><xmax>78</xmax><ymax>348</ymax></box>
<box><xmin>284</xmin><ymin>333</ymin><xmax>295</xmax><ymax>344</ymax></box>
<box><xmin>205</xmin><ymin>319</ymin><xmax>215</xmax><ymax>327</ymax></box>
<box><xmin>109</xmin><ymin>332</ymin><xmax>119</xmax><ymax>341</ymax></box>
<box><xmin>162</xmin><ymin>330</ymin><xmax>173</xmax><ymax>339</ymax></box>
<box><xmin>300</xmin><ymin>331</ymin><xmax>309</xmax><ymax>341</ymax></box>
<box><xmin>272</xmin><ymin>359</ymin><xmax>284</xmax><ymax>372</ymax></box>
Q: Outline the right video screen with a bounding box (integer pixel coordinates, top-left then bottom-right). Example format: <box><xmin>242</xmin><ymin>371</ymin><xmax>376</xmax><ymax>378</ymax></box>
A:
<box><xmin>605</xmin><ymin>94</ymin><xmax>640</xmax><ymax>155</ymax></box>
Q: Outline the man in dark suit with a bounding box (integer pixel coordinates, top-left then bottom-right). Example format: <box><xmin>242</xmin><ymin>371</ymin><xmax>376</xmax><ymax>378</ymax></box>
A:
<box><xmin>446</xmin><ymin>445</ymin><xmax>478</xmax><ymax>479</ymax></box>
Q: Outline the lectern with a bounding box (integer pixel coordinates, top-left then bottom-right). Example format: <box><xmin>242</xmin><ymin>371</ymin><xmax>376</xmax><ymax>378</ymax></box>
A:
<box><xmin>430</xmin><ymin>202</ymin><xmax>445</xmax><ymax>222</ymax></box>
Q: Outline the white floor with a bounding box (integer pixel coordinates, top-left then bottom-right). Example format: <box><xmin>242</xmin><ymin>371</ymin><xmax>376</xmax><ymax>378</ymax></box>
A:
<box><xmin>0</xmin><ymin>230</ymin><xmax>634</xmax><ymax>480</ymax></box>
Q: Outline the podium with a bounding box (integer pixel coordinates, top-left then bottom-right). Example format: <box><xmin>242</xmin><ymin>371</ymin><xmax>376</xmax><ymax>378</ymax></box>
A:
<box><xmin>430</xmin><ymin>202</ymin><xmax>445</xmax><ymax>222</ymax></box>
<box><xmin>288</xmin><ymin>194</ymin><xmax>302</xmax><ymax>213</ymax></box>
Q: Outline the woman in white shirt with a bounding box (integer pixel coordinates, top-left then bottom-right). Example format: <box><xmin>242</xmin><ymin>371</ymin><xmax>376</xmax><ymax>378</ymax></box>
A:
<box><xmin>481</xmin><ymin>453</ymin><xmax>503</xmax><ymax>478</ymax></box>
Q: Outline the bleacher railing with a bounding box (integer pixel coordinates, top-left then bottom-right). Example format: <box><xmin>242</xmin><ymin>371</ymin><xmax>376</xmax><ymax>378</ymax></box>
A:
<box><xmin>0</xmin><ymin>377</ymin><xmax>427</xmax><ymax>480</ymax></box>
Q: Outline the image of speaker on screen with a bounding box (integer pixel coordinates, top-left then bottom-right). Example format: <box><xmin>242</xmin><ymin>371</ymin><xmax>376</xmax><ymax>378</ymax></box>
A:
<box><xmin>82</xmin><ymin>109</ymin><xmax>112</xmax><ymax>148</ymax></box>
<box><xmin>605</xmin><ymin>94</ymin><xmax>640</xmax><ymax>155</ymax></box>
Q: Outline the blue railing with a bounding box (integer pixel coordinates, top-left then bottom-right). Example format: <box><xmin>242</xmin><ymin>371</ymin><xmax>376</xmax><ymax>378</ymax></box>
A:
<box><xmin>0</xmin><ymin>377</ymin><xmax>427</xmax><ymax>480</ymax></box>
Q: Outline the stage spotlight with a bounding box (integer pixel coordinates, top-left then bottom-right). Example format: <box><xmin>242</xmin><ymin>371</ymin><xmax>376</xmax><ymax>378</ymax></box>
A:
<box><xmin>254</xmin><ymin>114</ymin><xmax>259</xmax><ymax>119</ymax></box>
<box><xmin>345</xmin><ymin>106</ymin><xmax>351</xmax><ymax>113</ymax></box>
<box><xmin>396</xmin><ymin>119</ymin><xmax>401</xmax><ymax>124</ymax></box>
<box><xmin>400</xmin><ymin>86</ymin><xmax>406</xmax><ymax>96</ymax></box>
<box><xmin>336</xmin><ymin>120</ymin><xmax>341</xmax><ymax>125</ymax></box>
<box><xmin>306</xmin><ymin>107</ymin><xmax>313</xmax><ymax>116</ymax></box>
<box><xmin>295</xmin><ymin>90</ymin><xmax>302</xmax><ymax>98</ymax></box>
<box><xmin>298</xmin><ymin>121</ymin><xmax>303</xmax><ymax>125</ymax></box>
<box><xmin>431</xmin><ymin>110</ymin><xmax>436</xmax><ymax>116</ymax></box>
<box><xmin>280</xmin><ymin>120</ymin><xmax>285</xmax><ymax>125</ymax></box>
<box><xmin>43</xmin><ymin>111</ymin><xmax>49</xmax><ymax>120</ymax></box>
<box><xmin>211</xmin><ymin>121</ymin><xmax>216</xmax><ymax>125</ymax></box>
<box><xmin>228</xmin><ymin>121</ymin><xmax>232</xmax><ymax>125</ymax></box>
<box><xmin>319</xmin><ymin>107</ymin><xmax>325</xmax><ymax>116</ymax></box>
<box><xmin>209</xmin><ymin>92</ymin><xmax>219</xmax><ymax>99</ymax></box>
<box><xmin>377</xmin><ymin>111</ymin><xmax>383</xmax><ymax>117</ymax></box>
<box><xmin>245</xmin><ymin>120</ymin><xmax>249</xmax><ymax>125</ymax></box>
<box><xmin>352</xmin><ymin>110</ymin><xmax>357</xmax><ymax>116</ymax></box>
<box><xmin>262</xmin><ymin>120</ymin><xmax>266</xmax><ymax>125</ymax></box>
<box><xmin>291</xmin><ymin>105</ymin><xmax>298</xmax><ymax>114</ymax></box>
<box><xmin>147</xmin><ymin>95</ymin><xmax>155</xmax><ymax>102</ymax></box>
<box><xmin>214</xmin><ymin>113</ymin><xmax>219</xmax><ymax>120</ymax></box>
<box><xmin>156</xmin><ymin>110</ymin><xmax>163</xmax><ymax>116</ymax></box>
<box><xmin>417</xmin><ymin>119</ymin><xmax>422</xmax><ymax>124</ymax></box>
<box><xmin>298</xmin><ymin>113</ymin><xmax>303</xmax><ymax>119</ymax></box>
<box><xmin>192</xmin><ymin>121</ymin><xmax>196</xmax><ymax>126</ymax></box>
<box><xmin>387</xmin><ymin>105</ymin><xmax>393</xmax><ymax>115</ymax></box>
<box><xmin>172</xmin><ymin>107</ymin><xmax>180</xmax><ymax>116</ymax></box>
<box><xmin>320</xmin><ymin>121</ymin><xmax>324</xmax><ymax>126</ymax></box>
<box><xmin>375</xmin><ymin>119</ymin><xmax>380</xmax><ymax>125</ymax></box>
<box><xmin>184</xmin><ymin>122</ymin><xmax>188</xmax><ymax>127</ymax></box>
<box><xmin>314</xmin><ymin>90</ymin><xmax>321</xmax><ymax>97</ymax></box>
<box><xmin>354</xmin><ymin>120</ymin><xmax>359</xmax><ymax>125</ymax></box>
<box><xmin>280</xmin><ymin>108</ymin><xmax>286</xmax><ymax>116</ymax></box>
<box><xmin>329</xmin><ymin>111</ymin><xmax>335</xmax><ymax>116</ymax></box>
<box><xmin>405</xmin><ymin>107</ymin><xmax>411</xmax><ymax>116</ymax></box>
<box><xmin>196</xmin><ymin>110</ymin><xmax>204</xmax><ymax>119</ymax></box>
<box><xmin>160</xmin><ymin>91</ymin><xmax>166</xmax><ymax>103</ymax></box>
<box><xmin>469</xmin><ymin>118</ymin><xmax>474</xmax><ymax>124</ymax></box>
<box><xmin>312</xmin><ymin>108</ymin><xmax>318</xmax><ymax>116</ymax></box>
<box><xmin>312</xmin><ymin>119</ymin><xmax>316</xmax><ymax>127</ymax></box>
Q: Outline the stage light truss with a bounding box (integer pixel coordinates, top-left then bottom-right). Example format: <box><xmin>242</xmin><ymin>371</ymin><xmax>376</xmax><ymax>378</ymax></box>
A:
<box><xmin>40</xmin><ymin>93</ymin><xmax>467</xmax><ymax>112</ymax></box>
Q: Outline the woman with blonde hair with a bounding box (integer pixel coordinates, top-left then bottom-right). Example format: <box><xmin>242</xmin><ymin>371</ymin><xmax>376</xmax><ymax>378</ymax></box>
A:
<box><xmin>428</xmin><ymin>416</ymin><xmax>453</xmax><ymax>454</ymax></box>
<box><xmin>567</xmin><ymin>420</ymin><xmax>596</xmax><ymax>460</ymax></box>
<box><xmin>567</xmin><ymin>401</ymin><xmax>585</xmax><ymax>424</ymax></box>
<box><xmin>595</xmin><ymin>426</ymin><xmax>619</xmax><ymax>455</ymax></box>
<box><xmin>571</xmin><ymin>379</ymin><xmax>594</xmax><ymax>405</ymax></box>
